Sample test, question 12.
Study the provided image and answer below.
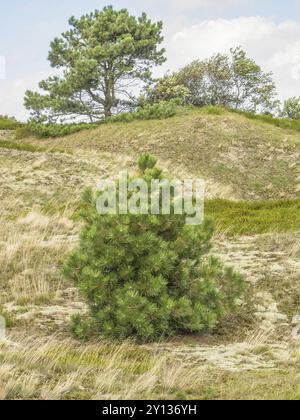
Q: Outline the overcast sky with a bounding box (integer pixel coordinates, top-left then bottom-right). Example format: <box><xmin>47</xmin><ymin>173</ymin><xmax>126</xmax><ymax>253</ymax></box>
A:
<box><xmin>1</xmin><ymin>0</ymin><xmax>300</xmax><ymax>120</ymax></box>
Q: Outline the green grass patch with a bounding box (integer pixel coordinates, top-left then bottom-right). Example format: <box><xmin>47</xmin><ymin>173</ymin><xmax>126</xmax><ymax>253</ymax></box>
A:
<box><xmin>0</xmin><ymin>116</ymin><xmax>22</xmax><ymax>130</ymax></box>
<box><xmin>0</xmin><ymin>140</ymin><xmax>65</xmax><ymax>154</ymax></box>
<box><xmin>232</xmin><ymin>110</ymin><xmax>300</xmax><ymax>132</ymax></box>
<box><xmin>0</xmin><ymin>307</ymin><xmax>15</xmax><ymax>328</ymax></box>
<box><xmin>199</xmin><ymin>106</ymin><xmax>227</xmax><ymax>115</ymax></box>
<box><xmin>206</xmin><ymin>199</ymin><xmax>300</xmax><ymax>236</ymax></box>
<box><xmin>0</xmin><ymin>140</ymin><xmax>46</xmax><ymax>153</ymax></box>
<box><xmin>210</xmin><ymin>369</ymin><xmax>300</xmax><ymax>400</ymax></box>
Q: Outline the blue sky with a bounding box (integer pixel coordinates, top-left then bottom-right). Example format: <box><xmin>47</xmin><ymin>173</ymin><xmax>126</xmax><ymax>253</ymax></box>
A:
<box><xmin>1</xmin><ymin>0</ymin><xmax>300</xmax><ymax>119</ymax></box>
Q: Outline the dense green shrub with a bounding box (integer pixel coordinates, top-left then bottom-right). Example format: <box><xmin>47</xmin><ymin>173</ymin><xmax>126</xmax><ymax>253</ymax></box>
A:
<box><xmin>24</xmin><ymin>122</ymin><xmax>100</xmax><ymax>139</ymax></box>
<box><xmin>233</xmin><ymin>109</ymin><xmax>300</xmax><ymax>132</ymax></box>
<box><xmin>111</xmin><ymin>102</ymin><xmax>177</xmax><ymax>123</ymax></box>
<box><xmin>0</xmin><ymin>115</ymin><xmax>21</xmax><ymax>130</ymax></box>
<box><xmin>281</xmin><ymin>97</ymin><xmax>300</xmax><ymax>120</ymax></box>
<box><xmin>70</xmin><ymin>314</ymin><xmax>96</xmax><ymax>341</ymax></box>
<box><xmin>144</xmin><ymin>75</ymin><xmax>191</xmax><ymax>105</ymax></box>
<box><xmin>14</xmin><ymin>126</ymin><xmax>33</xmax><ymax>139</ymax></box>
<box><xmin>111</xmin><ymin>112</ymin><xmax>135</xmax><ymax>123</ymax></box>
<box><xmin>63</xmin><ymin>154</ymin><xmax>245</xmax><ymax>342</ymax></box>
<box><xmin>20</xmin><ymin>102</ymin><xmax>178</xmax><ymax>139</ymax></box>
<box><xmin>135</xmin><ymin>101</ymin><xmax>177</xmax><ymax>120</ymax></box>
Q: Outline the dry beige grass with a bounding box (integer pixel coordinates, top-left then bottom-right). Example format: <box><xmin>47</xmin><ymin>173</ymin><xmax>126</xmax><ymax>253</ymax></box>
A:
<box><xmin>9</xmin><ymin>273</ymin><xmax>52</xmax><ymax>306</ymax></box>
<box><xmin>1</xmin><ymin>110</ymin><xmax>300</xmax><ymax>399</ymax></box>
<box><xmin>0</xmin><ymin>333</ymin><xmax>299</xmax><ymax>400</ymax></box>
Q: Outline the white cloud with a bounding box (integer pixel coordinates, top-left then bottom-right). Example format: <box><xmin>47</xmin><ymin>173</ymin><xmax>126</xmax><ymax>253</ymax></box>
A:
<box><xmin>0</xmin><ymin>57</ymin><xmax>6</xmax><ymax>80</ymax></box>
<box><xmin>163</xmin><ymin>16</ymin><xmax>300</xmax><ymax>101</ymax></box>
<box><xmin>173</xmin><ymin>0</ymin><xmax>251</xmax><ymax>13</ymax></box>
<box><xmin>0</xmin><ymin>78</ymin><xmax>33</xmax><ymax>120</ymax></box>
<box><xmin>0</xmin><ymin>70</ymin><xmax>53</xmax><ymax>120</ymax></box>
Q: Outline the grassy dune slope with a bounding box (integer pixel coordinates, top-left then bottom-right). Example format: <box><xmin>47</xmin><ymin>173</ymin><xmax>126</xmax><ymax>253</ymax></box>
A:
<box><xmin>0</xmin><ymin>108</ymin><xmax>300</xmax><ymax>400</ymax></box>
<box><xmin>14</xmin><ymin>108</ymin><xmax>300</xmax><ymax>200</ymax></box>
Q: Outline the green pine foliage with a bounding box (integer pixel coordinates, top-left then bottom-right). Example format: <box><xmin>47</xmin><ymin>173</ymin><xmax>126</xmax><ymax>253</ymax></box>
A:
<box><xmin>63</xmin><ymin>155</ymin><xmax>245</xmax><ymax>342</ymax></box>
<box><xmin>16</xmin><ymin>103</ymin><xmax>178</xmax><ymax>139</ymax></box>
<box><xmin>112</xmin><ymin>102</ymin><xmax>177</xmax><ymax>122</ymax></box>
<box><xmin>24</xmin><ymin>6</ymin><xmax>166</xmax><ymax>122</ymax></box>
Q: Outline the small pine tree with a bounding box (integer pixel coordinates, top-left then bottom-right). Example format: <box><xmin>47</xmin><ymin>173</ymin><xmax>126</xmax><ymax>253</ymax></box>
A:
<box><xmin>63</xmin><ymin>155</ymin><xmax>245</xmax><ymax>341</ymax></box>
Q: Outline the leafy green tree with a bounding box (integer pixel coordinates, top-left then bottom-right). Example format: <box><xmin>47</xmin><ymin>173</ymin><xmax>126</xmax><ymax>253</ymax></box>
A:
<box><xmin>281</xmin><ymin>97</ymin><xmax>300</xmax><ymax>119</ymax></box>
<box><xmin>230</xmin><ymin>47</ymin><xmax>278</xmax><ymax>113</ymax></box>
<box><xmin>161</xmin><ymin>47</ymin><xmax>278</xmax><ymax>113</ymax></box>
<box><xmin>63</xmin><ymin>155</ymin><xmax>245</xmax><ymax>342</ymax></box>
<box><xmin>174</xmin><ymin>60</ymin><xmax>207</xmax><ymax>106</ymax></box>
<box><xmin>202</xmin><ymin>52</ymin><xmax>233</xmax><ymax>107</ymax></box>
<box><xmin>143</xmin><ymin>75</ymin><xmax>191</xmax><ymax>105</ymax></box>
<box><xmin>24</xmin><ymin>6</ymin><xmax>166</xmax><ymax>122</ymax></box>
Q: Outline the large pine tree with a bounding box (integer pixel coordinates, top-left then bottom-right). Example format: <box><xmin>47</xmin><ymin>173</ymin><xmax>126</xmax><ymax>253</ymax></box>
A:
<box><xmin>25</xmin><ymin>6</ymin><xmax>166</xmax><ymax>123</ymax></box>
